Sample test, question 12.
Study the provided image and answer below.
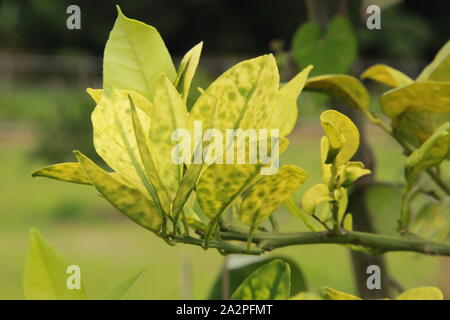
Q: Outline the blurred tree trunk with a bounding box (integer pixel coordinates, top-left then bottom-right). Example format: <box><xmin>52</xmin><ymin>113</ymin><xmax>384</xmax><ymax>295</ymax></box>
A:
<box><xmin>304</xmin><ymin>0</ymin><xmax>393</xmax><ymax>299</ymax></box>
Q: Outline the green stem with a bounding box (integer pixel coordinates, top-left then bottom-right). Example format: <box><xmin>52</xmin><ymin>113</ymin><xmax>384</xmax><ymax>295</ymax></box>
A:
<box><xmin>220</xmin><ymin>230</ymin><xmax>450</xmax><ymax>256</ymax></box>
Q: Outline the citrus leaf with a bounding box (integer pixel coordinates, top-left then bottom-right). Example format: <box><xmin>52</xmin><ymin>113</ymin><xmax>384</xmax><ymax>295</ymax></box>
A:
<box><xmin>104</xmin><ymin>270</ymin><xmax>145</xmax><ymax>300</ymax></box>
<box><xmin>32</xmin><ymin>163</ymin><xmax>91</xmax><ymax>185</ymax></box>
<box><xmin>103</xmin><ymin>6</ymin><xmax>176</xmax><ymax>101</ymax></box>
<box><xmin>337</xmin><ymin>161</ymin><xmax>371</xmax><ymax>188</ymax></box>
<box><xmin>405</xmin><ymin>122</ymin><xmax>450</xmax><ymax>179</ymax></box>
<box><xmin>86</xmin><ymin>88</ymin><xmax>153</xmax><ymax>117</ymax></box>
<box><xmin>396</xmin><ymin>287</ymin><xmax>443</xmax><ymax>300</ymax></box>
<box><xmin>305</xmin><ymin>75</ymin><xmax>370</xmax><ymax>116</ymax></box>
<box><xmin>129</xmin><ymin>96</ymin><xmax>171</xmax><ymax>216</ymax></box>
<box><xmin>417</xmin><ymin>40</ymin><xmax>450</xmax><ymax>82</ymax></box>
<box><xmin>361</xmin><ymin>64</ymin><xmax>413</xmax><ymax>87</ymax></box>
<box><xmin>323</xmin><ymin>287</ymin><xmax>361</xmax><ymax>300</ymax></box>
<box><xmin>380</xmin><ymin>81</ymin><xmax>450</xmax><ymax>118</ymax></box>
<box><xmin>75</xmin><ymin>151</ymin><xmax>162</xmax><ymax>233</ymax></box>
<box><xmin>231</xmin><ymin>259</ymin><xmax>291</xmax><ymax>300</ymax></box>
<box><xmin>320</xmin><ymin>110</ymin><xmax>360</xmax><ymax>166</ymax></box>
<box><xmin>174</xmin><ymin>42</ymin><xmax>203</xmax><ymax>103</ymax></box>
<box><xmin>24</xmin><ymin>229</ymin><xmax>87</xmax><ymax>300</ymax></box>
<box><xmin>302</xmin><ymin>183</ymin><xmax>332</xmax><ymax>215</ymax></box>
<box><xmin>270</xmin><ymin>65</ymin><xmax>313</xmax><ymax>137</ymax></box>
<box><xmin>411</xmin><ymin>198</ymin><xmax>450</xmax><ymax>242</ymax></box>
<box><xmin>92</xmin><ymin>88</ymin><xmax>154</xmax><ymax>197</ymax></box>
<box><xmin>150</xmin><ymin>75</ymin><xmax>188</xmax><ymax>200</ymax></box>
<box><xmin>189</xmin><ymin>54</ymin><xmax>279</xmax><ymax>132</ymax></box>
<box><xmin>240</xmin><ymin>165</ymin><xmax>308</xmax><ymax>245</ymax></box>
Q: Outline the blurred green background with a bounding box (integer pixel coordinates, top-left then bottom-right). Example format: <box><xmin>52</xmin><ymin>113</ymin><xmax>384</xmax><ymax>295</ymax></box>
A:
<box><xmin>1</xmin><ymin>0</ymin><xmax>449</xmax><ymax>299</ymax></box>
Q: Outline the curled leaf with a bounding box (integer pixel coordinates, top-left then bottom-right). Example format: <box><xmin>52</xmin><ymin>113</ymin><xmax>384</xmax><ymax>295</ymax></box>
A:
<box><xmin>361</xmin><ymin>64</ymin><xmax>413</xmax><ymax>88</ymax></box>
<box><xmin>174</xmin><ymin>42</ymin><xmax>203</xmax><ymax>102</ymax></box>
<box><xmin>417</xmin><ymin>40</ymin><xmax>450</xmax><ymax>82</ymax></box>
<box><xmin>302</xmin><ymin>183</ymin><xmax>332</xmax><ymax>215</ymax></box>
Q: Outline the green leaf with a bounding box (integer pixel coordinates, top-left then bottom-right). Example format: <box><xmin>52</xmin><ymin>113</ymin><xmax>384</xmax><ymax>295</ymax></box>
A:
<box><xmin>417</xmin><ymin>40</ymin><xmax>450</xmax><ymax>82</ymax></box>
<box><xmin>175</xmin><ymin>42</ymin><xmax>203</xmax><ymax>103</ymax></box>
<box><xmin>92</xmin><ymin>88</ymin><xmax>154</xmax><ymax>197</ymax></box>
<box><xmin>323</xmin><ymin>287</ymin><xmax>361</xmax><ymax>300</ymax></box>
<box><xmin>189</xmin><ymin>54</ymin><xmax>279</xmax><ymax>132</ymax></box>
<box><xmin>320</xmin><ymin>110</ymin><xmax>360</xmax><ymax>166</ymax></box>
<box><xmin>239</xmin><ymin>165</ymin><xmax>308</xmax><ymax>245</ymax></box>
<box><xmin>86</xmin><ymin>88</ymin><xmax>153</xmax><ymax>117</ymax></box>
<box><xmin>208</xmin><ymin>256</ymin><xmax>307</xmax><ymax>299</ymax></box>
<box><xmin>103</xmin><ymin>6</ymin><xmax>176</xmax><ymax>101</ymax></box>
<box><xmin>405</xmin><ymin>122</ymin><xmax>450</xmax><ymax>179</ymax></box>
<box><xmin>361</xmin><ymin>64</ymin><xmax>413</xmax><ymax>88</ymax></box>
<box><xmin>231</xmin><ymin>259</ymin><xmax>291</xmax><ymax>300</ymax></box>
<box><xmin>396</xmin><ymin>287</ymin><xmax>443</xmax><ymax>300</ymax></box>
<box><xmin>104</xmin><ymin>270</ymin><xmax>145</xmax><ymax>300</ymax></box>
<box><xmin>149</xmin><ymin>75</ymin><xmax>188</xmax><ymax>200</ymax></box>
<box><xmin>270</xmin><ymin>65</ymin><xmax>313</xmax><ymax>136</ymax></box>
<box><xmin>32</xmin><ymin>163</ymin><xmax>91</xmax><ymax>185</ymax></box>
<box><xmin>292</xmin><ymin>16</ymin><xmax>357</xmax><ymax>76</ymax></box>
<box><xmin>411</xmin><ymin>198</ymin><xmax>450</xmax><ymax>242</ymax></box>
<box><xmin>305</xmin><ymin>75</ymin><xmax>371</xmax><ymax>117</ymax></box>
<box><xmin>24</xmin><ymin>229</ymin><xmax>87</xmax><ymax>300</ymax></box>
<box><xmin>75</xmin><ymin>151</ymin><xmax>162</xmax><ymax>233</ymax></box>
<box><xmin>380</xmin><ymin>81</ymin><xmax>450</xmax><ymax>118</ymax></box>
<box><xmin>302</xmin><ymin>183</ymin><xmax>332</xmax><ymax>215</ymax></box>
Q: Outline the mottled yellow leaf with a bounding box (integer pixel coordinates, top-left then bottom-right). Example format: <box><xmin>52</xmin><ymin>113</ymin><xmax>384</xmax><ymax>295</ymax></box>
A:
<box><xmin>320</xmin><ymin>110</ymin><xmax>360</xmax><ymax>166</ymax></box>
<box><xmin>75</xmin><ymin>151</ymin><xmax>162</xmax><ymax>233</ymax></box>
<box><xmin>381</xmin><ymin>81</ymin><xmax>450</xmax><ymax>118</ymax></box>
<box><xmin>240</xmin><ymin>165</ymin><xmax>308</xmax><ymax>244</ymax></box>
<box><xmin>103</xmin><ymin>6</ymin><xmax>176</xmax><ymax>101</ymax></box>
<box><xmin>396</xmin><ymin>287</ymin><xmax>443</xmax><ymax>300</ymax></box>
<box><xmin>417</xmin><ymin>40</ymin><xmax>450</xmax><ymax>82</ymax></box>
<box><xmin>92</xmin><ymin>88</ymin><xmax>154</xmax><ymax>197</ymax></box>
<box><xmin>270</xmin><ymin>65</ymin><xmax>313</xmax><ymax>136</ymax></box>
<box><xmin>130</xmin><ymin>96</ymin><xmax>171</xmax><ymax>216</ymax></box>
<box><xmin>361</xmin><ymin>64</ymin><xmax>413</xmax><ymax>87</ymax></box>
<box><xmin>323</xmin><ymin>287</ymin><xmax>361</xmax><ymax>300</ymax></box>
<box><xmin>174</xmin><ymin>42</ymin><xmax>203</xmax><ymax>102</ymax></box>
<box><xmin>150</xmin><ymin>75</ymin><xmax>188</xmax><ymax>199</ymax></box>
<box><xmin>32</xmin><ymin>163</ymin><xmax>91</xmax><ymax>185</ymax></box>
<box><xmin>189</xmin><ymin>54</ymin><xmax>279</xmax><ymax>133</ymax></box>
<box><xmin>86</xmin><ymin>88</ymin><xmax>153</xmax><ymax>117</ymax></box>
<box><xmin>231</xmin><ymin>260</ymin><xmax>291</xmax><ymax>300</ymax></box>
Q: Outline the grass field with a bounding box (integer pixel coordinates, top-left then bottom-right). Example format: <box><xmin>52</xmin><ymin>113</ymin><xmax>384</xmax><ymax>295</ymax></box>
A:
<box><xmin>1</xmin><ymin>119</ymin><xmax>449</xmax><ymax>299</ymax></box>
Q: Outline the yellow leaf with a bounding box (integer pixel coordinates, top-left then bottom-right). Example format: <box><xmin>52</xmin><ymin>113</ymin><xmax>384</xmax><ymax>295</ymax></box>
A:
<box><xmin>323</xmin><ymin>287</ymin><xmax>361</xmax><ymax>300</ymax></box>
<box><xmin>305</xmin><ymin>75</ymin><xmax>370</xmax><ymax>116</ymax></box>
<box><xmin>92</xmin><ymin>88</ymin><xmax>154</xmax><ymax>197</ymax></box>
<box><xmin>361</xmin><ymin>64</ymin><xmax>413</xmax><ymax>88</ymax></box>
<box><xmin>270</xmin><ymin>65</ymin><xmax>313</xmax><ymax>136</ymax></box>
<box><xmin>405</xmin><ymin>122</ymin><xmax>450</xmax><ymax>179</ymax></box>
<box><xmin>417</xmin><ymin>40</ymin><xmax>450</xmax><ymax>82</ymax></box>
<box><xmin>240</xmin><ymin>165</ymin><xmax>308</xmax><ymax>245</ymax></box>
<box><xmin>174</xmin><ymin>42</ymin><xmax>203</xmax><ymax>103</ymax></box>
<box><xmin>381</xmin><ymin>81</ymin><xmax>450</xmax><ymax>118</ymax></box>
<box><xmin>75</xmin><ymin>151</ymin><xmax>162</xmax><ymax>233</ymax></box>
<box><xmin>320</xmin><ymin>110</ymin><xmax>360</xmax><ymax>166</ymax></box>
<box><xmin>150</xmin><ymin>75</ymin><xmax>188</xmax><ymax>200</ymax></box>
<box><xmin>396</xmin><ymin>287</ymin><xmax>443</xmax><ymax>300</ymax></box>
<box><xmin>302</xmin><ymin>183</ymin><xmax>332</xmax><ymax>215</ymax></box>
<box><xmin>86</xmin><ymin>88</ymin><xmax>153</xmax><ymax>117</ymax></box>
<box><xmin>189</xmin><ymin>54</ymin><xmax>279</xmax><ymax>132</ymax></box>
<box><xmin>103</xmin><ymin>6</ymin><xmax>176</xmax><ymax>100</ymax></box>
<box><xmin>32</xmin><ymin>163</ymin><xmax>91</xmax><ymax>185</ymax></box>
